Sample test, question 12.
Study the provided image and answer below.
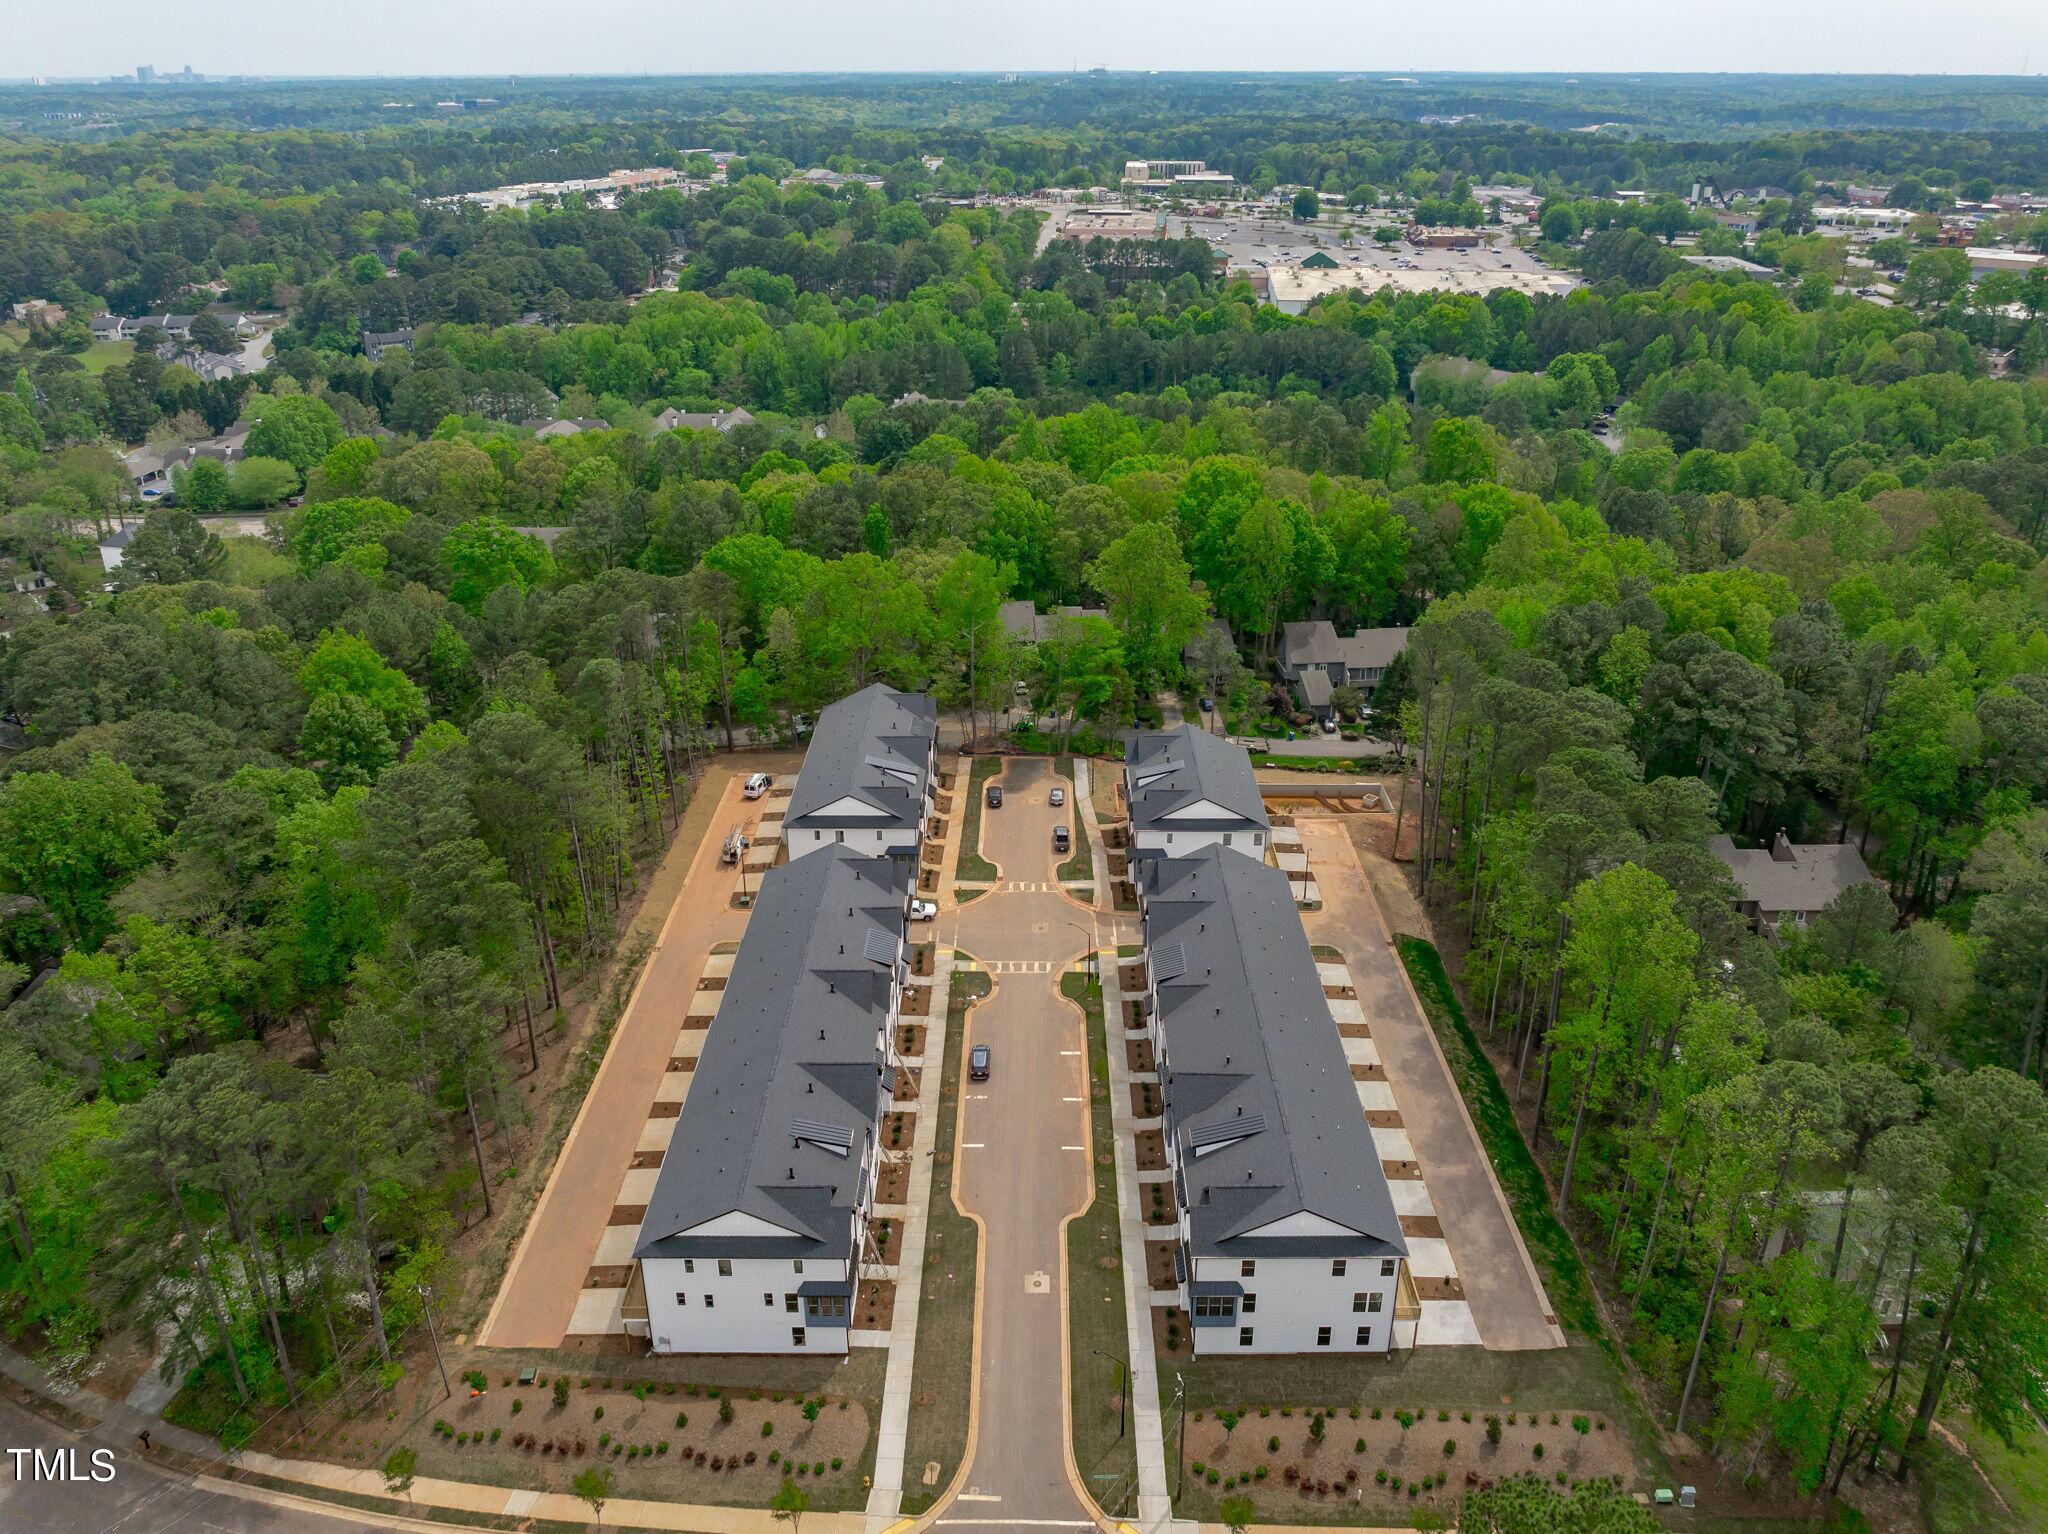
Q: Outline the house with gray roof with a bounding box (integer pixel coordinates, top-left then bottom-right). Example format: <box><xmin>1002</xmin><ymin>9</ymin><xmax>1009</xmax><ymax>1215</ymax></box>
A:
<box><xmin>1277</xmin><ymin>622</ymin><xmax>1411</xmax><ymax>719</ymax></box>
<box><xmin>1139</xmin><ymin>847</ymin><xmax>1407</xmax><ymax>1354</ymax></box>
<box><xmin>1122</xmin><ymin>724</ymin><xmax>1270</xmax><ymax>862</ymax></box>
<box><xmin>784</xmin><ymin>685</ymin><xmax>938</xmax><ymax>862</ymax></box>
<box><xmin>653</xmin><ymin>405</ymin><xmax>757</xmax><ymax>434</ymax></box>
<box><xmin>632</xmin><ymin>847</ymin><xmax>912</xmax><ymax>1354</ymax></box>
<box><xmin>997</xmin><ymin>600</ymin><xmax>1109</xmax><ymax>645</ymax></box>
<box><xmin>360</xmin><ymin>327</ymin><xmax>416</xmax><ymax>362</ymax></box>
<box><xmin>1708</xmin><ymin>831</ymin><xmax>1881</xmax><ymax>939</ymax></box>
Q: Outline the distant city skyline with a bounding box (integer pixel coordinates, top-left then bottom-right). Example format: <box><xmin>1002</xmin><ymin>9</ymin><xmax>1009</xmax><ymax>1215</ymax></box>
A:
<box><xmin>11</xmin><ymin>0</ymin><xmax>2048</xmax><ymax>80</ymax></box>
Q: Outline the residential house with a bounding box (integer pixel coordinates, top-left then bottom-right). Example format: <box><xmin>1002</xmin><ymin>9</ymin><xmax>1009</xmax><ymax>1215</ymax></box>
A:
<box><xmin>997</xmin><ymin>600</ymin><xmax>1109</xmax><ymax>645</ymax></box>
<box><xmin>89</xmin><ymin>314</ymin><xmax>128</xmax><ymax>342</ymax></box>
<box><xmin>361</xmin><ymin>328</ymin><xmax>416</xmax><ymax>362</ymax></box>
<box><xmin>783</xmin><ymin>684</ymin><xmax>938</xmax><ymax>862</ymax></box>
<box><xmin>1708</xmin><ymin>831</ymin><xmax>1881</xmax><ymax>938</ymax></box>
<box><xmin>1276</xmin><ymin>622</ymin><xmax>1410</xmax><ymax>718</ymax></box>
<box><xmin>524</xmin><ymin>417</ymin><xmax>610</xmax><ymax>439</ymax></box>
<box><xmin>121</xmin><ymin>447</ymin><xmax>171</xmax><ymax>496</ymax></box>
<box><xmin>631</xmin><ymin>847</ymin><xmax>913</xmax><ymax>1354</ymax></box>
<box><xmin>1122</xmin><ymin>723</ymin><xmax>1270</xmax><ymax>863</ymax></box>
<box><xmin>652</xmin><ymin>406</ymin><xmax>758</xmax><ymax>434</ymax></box>
<box><xmin>1138</xmin><ymin>845</ymin><xmax>1409</xmax><ymax>1354</ymax></box>
<box><xmin>98</xmin><ymin>522</ymin><xmax>141</xmax><ymax>571</ymax></box>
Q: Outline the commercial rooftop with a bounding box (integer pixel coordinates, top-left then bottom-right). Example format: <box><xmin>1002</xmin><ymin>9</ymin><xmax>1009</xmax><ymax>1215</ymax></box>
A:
<box><xmin>1123</xmin><ymin>724</ymin><xmax>1269</xmax><ymax>838</ymax></box>
<box><xmin>784</xmin><ymin>684</ymin><xmax>937</xmax><ymax>835</ymax></box>
<box><xmin>633</xmin><ymin>848</ymin><xmax>907</xmax><ymax>1264</ymax></box>
<box><xmin>1144</xmin><ymin>848</ymin><xmax>1405</xmax><ymax>1262</ymax></box>
<box><xmin>1265</xmin><ymin>260</ymin><xmax>1578</xmax><ymax>310</ymax></box>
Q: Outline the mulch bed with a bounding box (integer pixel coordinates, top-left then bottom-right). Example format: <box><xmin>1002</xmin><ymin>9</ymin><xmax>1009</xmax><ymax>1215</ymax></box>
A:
<box><xmin>1352</xmin><ymin>1063</ymin><xmax>1389</xmax><ymax>1081</ymax></box>
<box><xmin>875</xmin><ymin>1160</ymin><xmax>912</xmax><ymax>1206</ymax></box>
<box><xmin>1127</xmin><ymin>1038</ymin><xmax>1156</xmax><ymax>1073</ymax></box>
<box><xmin>1130</xmin><ymin>1081</ymin><xmax>1162</xmax><ymax>1118</ymax></box>
<box><xmin>899</xmin><ymin>988</ymin><xmax>931</xmax><ymax>1017</ymax></box>
<box><xmin>896</xmin><ymin>1024</ymin><xmax>926</xmax><ymax>1058</ymax></box>
<box><xmin>856</xmin><ymin>1279</ymin><xmax>896</xmax><ymax>1330</ymax></box>
<box><xmin>1135</xmin><ymin>1129</ymin><xmax>1168</xmax><ymax>1172</ymax></box>
<box><xmin>1145</xmin><ymin>1241</ymin><xmax>1181</xmax><ymax>1291</ymax></box>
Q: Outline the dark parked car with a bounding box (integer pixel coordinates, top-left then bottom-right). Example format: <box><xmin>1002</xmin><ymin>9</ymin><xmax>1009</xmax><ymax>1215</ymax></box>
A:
<box><xmin>1053</xmin><ymin>825</ymin><xmax>1071</xmax><ymax>854</ymax></box>
<box><xmin>969</xmin><ymin>1044</ymin><xmax>992</xmax><ymax>1080</ymax></box>
<box><xmin>986</xmin><ymin>783</ymin><xmax>1003</xmax><ymax>808</ymax></box>
<box><xmin>1199</xmin><ymin>695</ymin><xmax>1214</xmax><ymax>713</ymax></box>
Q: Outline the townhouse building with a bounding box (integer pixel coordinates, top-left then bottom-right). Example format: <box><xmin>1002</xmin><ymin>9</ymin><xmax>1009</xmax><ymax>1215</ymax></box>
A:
<box><xmin>1122</xmin><ymin>723</ymin><xmax>1270</xmax><ymax>863</ymax></box>
<box><xmin>784</xmin><ymin>685</ymin><xmax>938</xmax><ymax>861</ymax></box>
<box><xmin>1138</xmin><ymin>846</ymin><xmax>1409</xmax><ymax>1354</ymax></box>
<box><xmin>633</xmin><ymin>847</ymin><xmax>914</xmax><ymax>1354</ymax></box>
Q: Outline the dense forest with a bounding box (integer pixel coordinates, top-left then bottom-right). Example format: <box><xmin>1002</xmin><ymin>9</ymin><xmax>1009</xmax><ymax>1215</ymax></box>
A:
<box><xmin>1</xmin><ymin>78</ymin><xmax>2045</xmax><ymax>1519</ymax></box>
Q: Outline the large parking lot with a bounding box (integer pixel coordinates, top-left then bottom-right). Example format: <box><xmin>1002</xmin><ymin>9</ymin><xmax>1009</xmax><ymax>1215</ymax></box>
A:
<box><xmin>1169</xmin><ymin>211</ymin><xmax>1580</xmax><ymax>299</ymax></box>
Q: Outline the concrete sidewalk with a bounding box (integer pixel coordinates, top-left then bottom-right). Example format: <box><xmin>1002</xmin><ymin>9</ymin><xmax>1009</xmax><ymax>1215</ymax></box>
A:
<box><xmin>865</xmin><ymin>947</ymin><xmax>959</xmax><ymax>1531</ymax></box>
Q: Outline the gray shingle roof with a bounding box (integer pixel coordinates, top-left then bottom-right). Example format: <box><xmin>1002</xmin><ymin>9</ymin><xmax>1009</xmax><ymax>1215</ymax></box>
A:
<box><xmin>634</xmin><ymin>848</ymin><xmax>909</xmax><ymax>1263</ymax></box>
<box><xmin>1143</xmin><ymin>848</ymin><xmax>1403</xmax><ymax>1262</ymax></box>
<box><xmin>1281</xmin><ymin>621</ymin><xmax>1410</xmax><ymax>674</ymax></box>
<box><xmin>998</xmin><ymin>601</ymin><xmax>1110</xmax><ymax>644</ymax></box>
<box><xmin>1123</xmin><ymin>725</ymin><xmax>1269</xmax><ymax>835</ymax></box>
<box><xmin>784</xmin><ymin>685</ymin><xmax>937</xmax><ymax>833</ymax></box>
<box><xmin>1708</xmin><ymin>833</ymin><xmax>1878</xmax><ymax>917</ymax></box>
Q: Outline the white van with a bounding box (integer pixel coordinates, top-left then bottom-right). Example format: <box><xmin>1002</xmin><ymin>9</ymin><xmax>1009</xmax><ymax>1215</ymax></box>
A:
<box><xmin>743</xmin><ymin>772</ymin><xmax>773</xmax><ymax>800</ymax></box>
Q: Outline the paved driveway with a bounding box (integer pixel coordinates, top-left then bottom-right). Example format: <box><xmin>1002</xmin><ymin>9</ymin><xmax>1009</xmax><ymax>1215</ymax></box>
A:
<box><xmin>933</xmin><ymin>758</ymin><xmax>1100</xmax><ymax>1527</ymax></box>
<box><xmin>1298</xmin><ymin>820</ymin><xmax>1563</xmax><ymax>1351</ymax></box>
<box><xmin>481</xmin><ymin>766</ymin><xmax>769</xmax><ymax>1348</ymax></box>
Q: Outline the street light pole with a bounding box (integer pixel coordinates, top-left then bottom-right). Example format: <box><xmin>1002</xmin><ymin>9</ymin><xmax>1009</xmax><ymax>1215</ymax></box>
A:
<box><xmin>1089</xmin><ymin>1348</ymin><xmax>1128</xmax><ymax>1438</ymax></box>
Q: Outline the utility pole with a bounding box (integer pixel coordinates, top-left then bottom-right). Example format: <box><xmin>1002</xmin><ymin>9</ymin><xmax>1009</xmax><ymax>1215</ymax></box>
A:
<box><xmin>1174</xmin><ymin>1372</ymin><xmax>1186</xmax><ymax>1498</ymax></box>
<box><xmin>418</xmin><ymin>1284</ymin><xmax>452</xmax><ymax>1400</ymax></box>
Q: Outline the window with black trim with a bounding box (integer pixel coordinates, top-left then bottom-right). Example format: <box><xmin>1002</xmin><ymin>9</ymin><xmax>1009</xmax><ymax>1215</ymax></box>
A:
<box><xmin>1239</xmin><ymin>1327</ymin><xmax>1254</xmax><ymax>1347</ymax></box>
<box><xmin>1356</xmin><ymin>1326</ymin><xmax>1372</xmax><ymax>1346</ymax></box>
<box><xmin>1193</xmin><ymin>1295</ymin><xmax>1236</xmax><ymax>1320</ymax></box>
<box><xmin>1316</xmin><ymin>1326</ymin><xmax>1332</xmax><ymax>1347</ymax></box>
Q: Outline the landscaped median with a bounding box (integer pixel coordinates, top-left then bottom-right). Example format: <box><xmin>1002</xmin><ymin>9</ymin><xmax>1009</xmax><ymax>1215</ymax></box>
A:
<box><xmin>954</xmin><ymin>758</ymin><xmax>1002</xmax><ymax>882</ymax></box>
<box><xmin>899</xmin><ymin>964</ymin><xmax>991</xmax><ymax>1515</ymax></box>
<box><xmin>1062</xmin><ymin>968</ymin><xmax>1138</xmax><ymax>1517</ymax></box>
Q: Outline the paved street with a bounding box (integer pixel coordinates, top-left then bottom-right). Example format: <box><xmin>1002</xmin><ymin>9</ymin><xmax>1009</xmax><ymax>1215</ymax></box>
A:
<box><xmin>933</xmin><ymin>758</ymin><xmax>1104</xmax><ymax>1527</ymax></box>
<box><xmin>1297</xmin><ymin>821</ymin><xmax>1563</xmax><ymax>1350</ymax></box>
<box><xmin>0</xmin><ymin>1395</ymin><xmax>395</xmax><ymax>1534</ymax></box>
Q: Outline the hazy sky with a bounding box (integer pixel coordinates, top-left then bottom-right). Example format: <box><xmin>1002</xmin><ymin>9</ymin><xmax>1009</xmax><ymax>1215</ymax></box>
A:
<box><xmin>15</xmin><ymin>0</ymin><xmax>2048</xmax><ymax>78</ymax></box>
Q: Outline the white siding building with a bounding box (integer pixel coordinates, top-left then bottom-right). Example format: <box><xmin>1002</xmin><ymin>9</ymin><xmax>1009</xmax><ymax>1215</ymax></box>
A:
<box><xmin>634</xmin><ymin>848</ymin><xmax>913</xmax><ymax>1354</ymax></box>
<box><xmin>784</xmin><ymin>685</ymin><xmax>938</xmax><ymax>861</ymax></box>
<box><xmin>1139</xmin><ymin>845</ymin><xmax>1408</xmax><ymax>1355</ymax></box>
<box><xmin>1123</xmin><ymin>724</ymin><xmax>1271</xmax><ymax>863</ymax></box>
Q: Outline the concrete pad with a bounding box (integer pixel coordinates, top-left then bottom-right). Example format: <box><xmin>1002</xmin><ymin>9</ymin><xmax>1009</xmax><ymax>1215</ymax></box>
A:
<box><xmin>686</xmin><ymin>993</ymin><xmax>720</xmax><ymax>1020</ymax></box>
<box><xmin>593</xmin><ymin>1225</ymin><xmax>640</xmax><ymax>1265</ymax></box>
<box><xmin>637</xmin><ymin>1118</ymin><xmax>676</xmax><ymax>1154</ymax></box>
<box><xmin>654</xmin><ymin>1072</ymin><xmax>690</xmax><ymax>1103</ymax></box>
<box><xmin>672</xmin><ymin>1027</ymin><xmax>704</xmax><ymax>1056</ymax></box>
<box><xmin>568</xmin><ymin>1286</ymin><xmax>626</xmax><ymax>1335</ymax></box>
<box><xmin>1341</xmin><ymin>1036</ymin><xmax>1381</xmax><ymax>1067</ymax></box>
<box><xmin>1370</xmin><ymin>1124</ymin><xmax>1416</xmax><ymax>1161</ymax></box>
<box><xmin>1356</xmin><ymin>1080</ymin><xmax>1399</xmax><ymax>1113</ymax></box>
<box><xmin>1328</xmin><ymin>996</ymin><xmax>1367</xmax><ymax>1027</ymax></box>
<box><xmin>1417</xmin><ymin>1300</ymin><xmax>1482</xmax><ymax>1346</ymax></box>
<box><xmin>1295</xmin><ymin>878</ymin><xmax>1320</xmax><ymax>905</ymax></box>
<box><xmin>617</xmin><ymin>1166</ymin><xmax>661</xmax><ymax>1203</ymax></box>
<box><xmin>1317</xmin><ymin>961</ymin><xmax>1349</xmax><ymax>986</ymax></box>
<box><xmin>1271</xmin><ymin>826</ymin><xmax>1303</xmax><ymax>849</ymax></box>
<box><xmin>1389</xmin><ymin>1179</ymin><xmax>1437</xmax><ymax>1217</ymax></box>
<box><xmin>1276</xmin><ymin>850</ymin><xmax>1309</xmax><ymax>872</ymax></box>
<box><xmin>1404</xmin><ymin>1236</ymin><xmax>1456</xmax><ymax>1278</ymax></box>
<box><xmin>702</xmin><ymin>952</ymin><xmax>735</xmax><ymax>978</ymax></box>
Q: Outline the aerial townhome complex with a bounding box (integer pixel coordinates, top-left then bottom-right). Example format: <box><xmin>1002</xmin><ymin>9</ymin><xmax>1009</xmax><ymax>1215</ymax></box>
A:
<box><xmin>782</xmin><ymin>684</ymin><xmax>940</xmax><ymax>860</ymax></box>
<box><xmin>632</xmin><ymin>691</ymin><xmax>935</xmax><ymax>1354</ymax></box>
<box><xmin>1122</xmin><ymin>723</ymin><xmax>1272</xmax><ymax>861</ymax></box>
